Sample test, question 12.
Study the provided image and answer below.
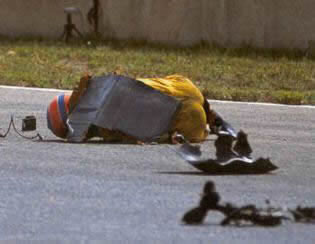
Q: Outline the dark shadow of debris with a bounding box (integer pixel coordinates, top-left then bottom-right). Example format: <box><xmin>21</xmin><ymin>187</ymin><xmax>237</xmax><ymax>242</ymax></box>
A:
<box><xmin>36</xmin><ymin>139</ymin><xmax>140</xmax><ymax>145</ymax></box>
<box><xmin>180</xmin><ymin>222</ymin><xmax>268</xmax><ymax>228</ymax></box>
<box><xmin>156</xmin><ymin>171</ymin><xmax>212</xmax><ymax>176</ymax></box>
<box><xmin>180</xmin><ymin>222</ymin><xmax>220</xmax><ymax>227</ymax></box>
<box><xmin>34</xmin><ymin>139</ymin><xmax>68</xmax><ymax>143</ymax></box>
<box><xmin>156</xmin><ymin>171</ymin><xmax>278</xmax><ymax>176</ymax></box>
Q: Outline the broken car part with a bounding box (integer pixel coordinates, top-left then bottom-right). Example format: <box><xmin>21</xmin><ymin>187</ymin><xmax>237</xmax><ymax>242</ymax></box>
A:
<box><xmin>210</xmin><ymin>111</ymin><xmax>237</xmax><ymax>138</ymax></box>
<box><xmin>177</xmin><ymin>130</ymin><xmax>278</xmax><ymax>174</ymax></box>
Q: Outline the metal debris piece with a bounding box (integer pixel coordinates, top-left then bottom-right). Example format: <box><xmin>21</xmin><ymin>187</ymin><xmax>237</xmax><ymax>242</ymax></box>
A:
<box><xmin>177</xmin><ymin>130</ymin><xmax>278</xmax><ymax>174</ymax></box>
<box><xmin>210</xmin><ymin>111</ymin><xmax>237</xmax><ymax>138</ymax></box>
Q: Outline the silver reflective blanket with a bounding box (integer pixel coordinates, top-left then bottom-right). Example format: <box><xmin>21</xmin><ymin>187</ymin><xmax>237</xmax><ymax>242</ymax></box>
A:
<box><xmin>67</xmin><ymin>74</ymin><xmax>180</xmax><ymax>142</ymax></box>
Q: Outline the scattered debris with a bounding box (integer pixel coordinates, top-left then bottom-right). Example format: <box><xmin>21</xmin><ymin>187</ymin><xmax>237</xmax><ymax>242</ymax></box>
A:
<box><xmin>182</xmin><ymin>181</ymin><xmax>315</xmax><ymax>227</ymax></box>
<box><xmin>178</xmin><ymin>130</ymin><xmax>278</xmax><ymax>174</ymax></box>
<box><xmin>290</xmin><ymin>206</ymin><xmax>315</xmax><ymax>223</ymax></box>
<box><xmin>219</xmin><ymin>204</ymin><xmax>286</xmax><ymax>227</ymax></box>
<box><xmin>0</xmin><ymin>115</ymin><xmax>42</xmax><ymax>140</ymax></box>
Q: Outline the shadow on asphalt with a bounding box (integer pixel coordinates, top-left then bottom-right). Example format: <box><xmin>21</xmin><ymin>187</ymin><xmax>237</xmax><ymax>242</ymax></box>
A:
<box><xmin>36</xmin><ymin>139</ymin><xmax>129</xmax><ymax>144</ymax></box>
<box><xmin>156</xmin><ymin>171</ymin><xmax>278</xmax><ymax>176</ymax></box>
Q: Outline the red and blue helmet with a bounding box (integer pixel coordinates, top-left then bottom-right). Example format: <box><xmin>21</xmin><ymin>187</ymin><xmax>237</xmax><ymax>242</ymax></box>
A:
<box><xmin>47</xmin><ymin>94</ymin><xmax>70</xmax><ymax>139</ymax></box>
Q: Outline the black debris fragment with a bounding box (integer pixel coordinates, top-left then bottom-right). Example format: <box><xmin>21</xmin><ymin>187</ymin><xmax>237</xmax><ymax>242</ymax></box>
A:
<box><xmin>177</xmin><ymin>130</ymin><xmax>278</xmax><ymax>174</ymax></box>
<box><xmin>290</xmin><ymin>206</ymin><xmax>315</xmax><ymax>223</ymax></box>
<box><xmin>181</xmin><ymin>207</ymin><xmax>208</xmax><ymax>225</ymax></box>
<box><xmin>182</xmin><ymin>181</ymin><xmax>220</xmax><ymax>225</ymax></box>
<box><xmin>215</xmin><ymin>134</ymin><xmax>238</xmax><ymax>162</ymax></box>
<box><xmin>220</xmin><ymin>204</ymin><xmax>285</xmax><ymax>227</ymax></box>
<box><xmin>233</xmin><ymin>130</ymin><xmax>252</xmax><ymax>158</ymax></box>
<box><xmin>182</xmin><ymin>181</ymin><xmax>315</xmax><ymax>227</ymax></box>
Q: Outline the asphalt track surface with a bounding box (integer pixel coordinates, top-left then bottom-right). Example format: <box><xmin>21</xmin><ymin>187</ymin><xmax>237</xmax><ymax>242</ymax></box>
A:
<box><xmin>0</xmin><ymin>86</ymin><xmax>314</xmax><ymax>243</ymax></box>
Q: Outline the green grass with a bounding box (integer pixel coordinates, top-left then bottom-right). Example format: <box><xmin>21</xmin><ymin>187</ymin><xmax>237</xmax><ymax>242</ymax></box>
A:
<box><xmin>0</xmin><ymin>38</ymin><xmax>315</xmax><ymax>105</ymax></box>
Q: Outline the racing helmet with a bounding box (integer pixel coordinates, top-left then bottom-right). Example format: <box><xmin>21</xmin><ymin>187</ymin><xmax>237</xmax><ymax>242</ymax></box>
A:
<box><xmin>47</xmin><ymin>94</ymin><xmax>70</xmax><ymax>139</ymax></box>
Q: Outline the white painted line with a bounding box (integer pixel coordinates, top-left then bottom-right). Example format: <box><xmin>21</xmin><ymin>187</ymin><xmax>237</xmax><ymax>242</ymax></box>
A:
<box><xmin>208</xmin><ymin>99</ymin><xmax>314</xmax><ymax>109</ymax></box>
<box><xmin>0</xmin><ymin>85</ymin><xmax>71</xmax><ymax>93</ymax></box>
<box><xmin>0</xmin><ymin>84</ymin><xmax>313</xmax><ymax>109</ymax></box>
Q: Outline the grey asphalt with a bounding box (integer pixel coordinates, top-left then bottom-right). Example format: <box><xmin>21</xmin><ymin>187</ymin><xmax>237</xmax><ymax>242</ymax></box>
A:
<box><xmin>0</xmin><ymin>86</ymin><xmax>314</xmax><ymax>243</ymax></box>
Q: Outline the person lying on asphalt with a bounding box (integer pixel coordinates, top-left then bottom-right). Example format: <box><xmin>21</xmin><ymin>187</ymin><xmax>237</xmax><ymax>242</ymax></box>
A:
<box><xmin>47</xmin><ymin>73</ymin><xmax>228</xmax><ymax>144</ymax></box>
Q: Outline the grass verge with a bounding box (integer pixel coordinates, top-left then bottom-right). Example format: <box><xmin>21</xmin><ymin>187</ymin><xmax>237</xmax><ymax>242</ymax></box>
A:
<box><xmin>0</xmin><ymin>38</ymin><xmax>314</xmax><ymax>105</ymax></box>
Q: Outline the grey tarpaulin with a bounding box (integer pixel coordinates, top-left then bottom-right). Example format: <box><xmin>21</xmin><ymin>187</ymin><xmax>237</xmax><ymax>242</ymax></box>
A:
<box><xmin>67</xmin><ymin>74</ymin><xmax>181</xmax><ymax>142</ymax></box>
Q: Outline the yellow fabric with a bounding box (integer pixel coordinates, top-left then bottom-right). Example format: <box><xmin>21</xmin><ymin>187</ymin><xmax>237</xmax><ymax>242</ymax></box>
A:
<box><xmin>69</xmin><ymin>74</ymin><xmax>209</xmax><ymax>143</ymax></box>
<box><xmin>137</xmin><ymin>75</ymin><xmax>208</xmax><ymax>142</ymax></box>
<box><xmin>137</xmin><ymin>75</ymin><xmax>204</xmax><ymax>104</ymax></box>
